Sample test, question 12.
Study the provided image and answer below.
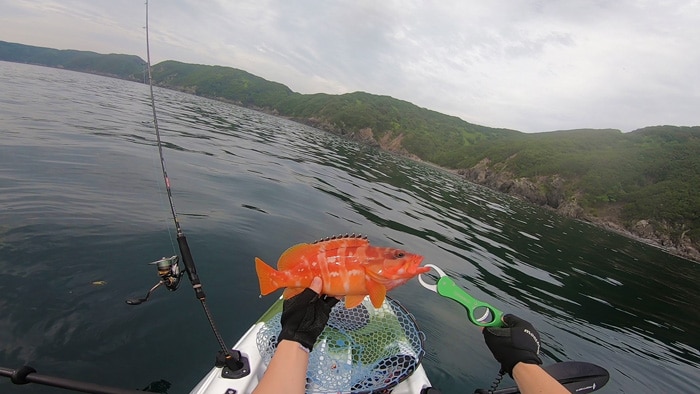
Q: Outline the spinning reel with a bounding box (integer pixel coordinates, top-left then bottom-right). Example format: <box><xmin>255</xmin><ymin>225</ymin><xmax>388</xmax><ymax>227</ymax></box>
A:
<box><xmin>126</xmin><ymin>255</ymin><xmax>183</xmax><ymax>305</ymax></box>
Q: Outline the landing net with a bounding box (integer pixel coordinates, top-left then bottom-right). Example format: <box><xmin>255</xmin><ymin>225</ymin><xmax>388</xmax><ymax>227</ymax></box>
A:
<box><xmin>257</xmin><ymin>296</ymin><xmax>425</xmax><ymax>393</ymax></box>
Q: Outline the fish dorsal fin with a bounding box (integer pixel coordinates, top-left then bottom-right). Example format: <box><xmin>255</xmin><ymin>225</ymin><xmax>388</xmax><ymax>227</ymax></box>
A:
<box><xmin>344</xmin><ymin>295</ymin><xmax>366</xmax><ymax>309</ymax></box>
<box><xmin>312</xmin><ymin>233</ymin><xmax>368</xmax><ymax>243</ymax></box>
<box><xmin>277</xmin><ymin>243</ymin><xmax>311</xmax><ymax>271</ymax></box>
<box><xmin>311</xmin><ymin>235</ymin><xmax>369</xmax><ymax>252</ymax></box>
<box><xmin>278</xmin><ymin>235</ymin><xmax>369</xmax><ymax>270</ymax></box>
<box><xmin>365</xmin><ymin>278</ymin><xmax>387</xmax><ymax>308</ymax></box>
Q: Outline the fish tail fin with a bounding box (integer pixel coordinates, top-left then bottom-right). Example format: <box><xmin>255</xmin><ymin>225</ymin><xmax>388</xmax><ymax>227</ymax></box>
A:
<box><xmin>255</xmin><ymin>257</ymin><xmax>280</xmax><ymax>295</ymax></box>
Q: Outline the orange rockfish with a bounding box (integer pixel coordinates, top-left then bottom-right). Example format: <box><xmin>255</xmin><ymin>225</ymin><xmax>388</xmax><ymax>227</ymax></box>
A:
<box><xmin>255</xmin><ymin>234</ymin><xmax>428</xmax><ymax>308</ymax></box>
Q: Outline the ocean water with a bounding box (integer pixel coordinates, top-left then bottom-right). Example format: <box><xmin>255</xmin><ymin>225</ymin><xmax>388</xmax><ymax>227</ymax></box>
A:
<box><xmin>0</xmin><ymin>61</ymin><xmax>698</xmax><ymax>393</ymax></box>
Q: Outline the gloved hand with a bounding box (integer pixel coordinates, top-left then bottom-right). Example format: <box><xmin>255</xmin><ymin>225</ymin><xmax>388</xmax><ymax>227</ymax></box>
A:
<box><xmin>482</xmin><ymin>314</ymin><xmax>543</xmax><ymax>376</ymax></box>
<box><xmin>277</xmin><ymin>277</ymin><xmax>339</xmax><ymax>352</ymax></box>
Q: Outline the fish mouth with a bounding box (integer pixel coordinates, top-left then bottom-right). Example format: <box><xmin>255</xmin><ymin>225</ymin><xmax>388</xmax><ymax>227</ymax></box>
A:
<box><xmin>411</xmin><ymin>265</ymin><xmax>431</xmax><ymax>275</ymax></box>
<box><xmin>414</xmin><ymin>265</ymin><xmax>432</xmax><ymax>274</ymax></box>
<box><xmin>405</xmin><ymin>255</ymin><xmax>429</xmax><ymax>275</ymax></box>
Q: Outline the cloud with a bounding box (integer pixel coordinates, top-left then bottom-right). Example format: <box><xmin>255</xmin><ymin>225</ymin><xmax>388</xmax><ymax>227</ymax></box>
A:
<box><xmin>0</xmin><ymin>0</ymin><xmax>698</xmax><ymax>132</ymax></box>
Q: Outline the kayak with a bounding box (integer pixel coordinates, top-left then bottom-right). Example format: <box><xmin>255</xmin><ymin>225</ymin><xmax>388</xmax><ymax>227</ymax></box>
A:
<box><xmin>0</xmin><ymin>289</ymin><xmax>610</xmax><ymax>394</ymax></box>
<box><xmin>190</xmin><ymin>296</ymin><xmax>435</xmax><ymax>394</ymax></box>
<box><xmin>188</xmin><ymin>293</ymin><xmax>611</xmax><ymax>394</ymax></box>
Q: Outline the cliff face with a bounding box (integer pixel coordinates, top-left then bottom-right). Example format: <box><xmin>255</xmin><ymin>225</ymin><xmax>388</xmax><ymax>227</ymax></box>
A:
<box><xmin>458</xmin><ymin>158</ymin><xmax>700</xmax><ymax>262</ymax></box>
<box><xmin>293</xmin><ymin>120</ymin><xmax>420</xmax><ymax>159</ymax></box>
<box><xmin>457</xmin><ymin>158</ymin><xmax>578</xmax><ymax>213</ymax></box>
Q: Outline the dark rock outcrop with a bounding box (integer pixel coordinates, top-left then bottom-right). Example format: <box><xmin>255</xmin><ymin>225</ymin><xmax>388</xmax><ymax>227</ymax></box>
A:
<box><xmin>457</xmin><ymin>158</ymin><xmax>568</xmax><ymax>211</ymax></box>
<box><xmin>458</xmin><ymin>158</ymin><xmax>699</xmax><ymax>262</ymax></box>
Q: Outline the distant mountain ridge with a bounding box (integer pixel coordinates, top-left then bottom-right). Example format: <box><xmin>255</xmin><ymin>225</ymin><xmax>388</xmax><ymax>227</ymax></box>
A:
<box><xmin>1</xmin><ymin>40</ymin><xmax>697</xmax><ymax>261</ymax></box>
<box><xmin>0</xmin><ymin>40</ymin><xmax>145</xmax><ymax>80</ymax></box>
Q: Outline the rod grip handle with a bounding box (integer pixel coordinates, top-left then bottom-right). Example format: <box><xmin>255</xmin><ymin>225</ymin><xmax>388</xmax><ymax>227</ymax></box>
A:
<box><xmin>177</xmin><ymin>235</ymin><xmax>206</xmax><ymax>300</ymax></box>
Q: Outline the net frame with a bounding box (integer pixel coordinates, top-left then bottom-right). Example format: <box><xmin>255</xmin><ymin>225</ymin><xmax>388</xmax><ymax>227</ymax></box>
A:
<box><xmin>256</xmin><ymin>296</ymin><xmax>426</xmax><ymax>393</ymax></box>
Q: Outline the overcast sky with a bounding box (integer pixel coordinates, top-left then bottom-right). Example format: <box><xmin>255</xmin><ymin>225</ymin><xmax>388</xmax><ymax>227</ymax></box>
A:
<box><xmin>1</xmin><ymin>0</ymin><xmax>698</xmax><ymax>132</ymax></box>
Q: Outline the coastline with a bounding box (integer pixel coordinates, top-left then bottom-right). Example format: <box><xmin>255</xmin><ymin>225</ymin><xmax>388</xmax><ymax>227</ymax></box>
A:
<box><xmin>295</xmin><ymin>123</ymin><xmax>700</xmax><ymax>264</ymax></box>
<box><xmin>575</xmin><ymin>215</ymin><xmax>700</xmax><ymax>263</ymax></box>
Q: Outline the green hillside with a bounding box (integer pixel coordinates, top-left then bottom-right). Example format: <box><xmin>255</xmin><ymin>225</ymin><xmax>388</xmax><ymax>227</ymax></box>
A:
<box><xmin>1</xmin><ymin>41</ymin><xmax>697</xmax><ymax>259</ymax></box>
<box><xmin>276</xmin><ymin>91</ymin><xmax>518</xmax><ymax>165</ymax></box>
<box><xmin>0</xmin><ymin>40</ymin><xmax>145</xmax><ymax>80</ymax></box>
<box><xmin>144</xmin><ymin>61</ymin><xmax>519</xmax><ymax>166</ymax></box>
<box><xmin>459</xmin><ymin>127</ymin><xmax>700</xmax><ymax>245</ymax></box>
<box><xmin>150</xmin><ymin>60</ymin><xmax>296</xmax><ymax>108</ymax></box>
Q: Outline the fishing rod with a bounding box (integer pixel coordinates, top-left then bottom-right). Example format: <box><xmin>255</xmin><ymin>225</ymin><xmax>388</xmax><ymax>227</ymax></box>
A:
<box><xmin>122</xmin><ymin>0</ymin><xmax>249</xmax><ymax>379</ymax></box>
<box><xmin>2</xmin><ymin>4</ymin><xmax>248</xmax><ymax>392</ymax></box>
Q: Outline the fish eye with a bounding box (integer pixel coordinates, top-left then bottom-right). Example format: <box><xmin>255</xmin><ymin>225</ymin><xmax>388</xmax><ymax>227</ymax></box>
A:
<box><xmin>394</xmin><ymin>251</ymin><xmax>405</xmax><ymax>258</ymax></box>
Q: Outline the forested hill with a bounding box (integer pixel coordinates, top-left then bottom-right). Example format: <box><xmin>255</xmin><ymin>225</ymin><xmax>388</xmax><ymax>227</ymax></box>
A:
<box><xmin>148</xmin><ymin>60</ymin><xmax>520</xmax><ymax>165</ymax></box>
<box><xmin>457</xmin><ymin>126</ymin><xmax>700</xmax><ymax>261</ymax></box>
<box><xmin>2</xmin><ymin>41</ymin><xmax>698</xmax><ymax>261</ymax></box>
<box><xmin>0</xmin><ymin>41</ymin><xmax>145</xmax><ymax>80</ymax></box>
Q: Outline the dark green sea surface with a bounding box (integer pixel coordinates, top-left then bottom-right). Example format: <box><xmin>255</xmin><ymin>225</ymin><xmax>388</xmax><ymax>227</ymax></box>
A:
<box><xmin>1</xmin><ymin>61</ymin><xmax>698</xmax><ymax>393</ymax></box>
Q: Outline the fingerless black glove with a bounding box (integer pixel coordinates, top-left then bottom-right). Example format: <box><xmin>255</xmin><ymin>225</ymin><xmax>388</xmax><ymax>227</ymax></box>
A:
<box><xmin>483</xmin><ymin>314</ymin><xmax>543</xmax><ymax>376</ymax></box>
<box><xmin>278</xmin><ymin>288</ymin><xmax>339</xmax><ymax>352</ymax></box>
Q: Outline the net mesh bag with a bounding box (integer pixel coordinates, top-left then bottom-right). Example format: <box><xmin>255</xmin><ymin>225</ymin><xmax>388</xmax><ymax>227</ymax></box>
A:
<box><xmin>256</xmin><ymin>296</ymin><xmax>425</xmax><ymax>393</ymax></box>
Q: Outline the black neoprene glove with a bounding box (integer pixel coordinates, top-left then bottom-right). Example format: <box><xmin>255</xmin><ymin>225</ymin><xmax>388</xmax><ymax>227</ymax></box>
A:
<box><xmin>482</xmin><ymin>314</ymin><xmax>543</xmax><ymax>376</ymax></box>
<box><xmin>277</xmin><ymin>288</ymin><xmax>339</xmax><ymax>352</ymax></box>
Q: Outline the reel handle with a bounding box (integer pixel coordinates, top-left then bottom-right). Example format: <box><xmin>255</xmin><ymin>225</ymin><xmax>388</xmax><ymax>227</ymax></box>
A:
<box><xmin>125</xmin><ymin>256</ymin><xmax>182</xmax><ymax>305</ymax></box>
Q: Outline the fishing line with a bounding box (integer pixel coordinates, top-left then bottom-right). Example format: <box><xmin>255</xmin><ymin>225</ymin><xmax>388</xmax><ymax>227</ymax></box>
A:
<box><xmin>145</xmin><ymin>0</ymin><xmax>180</xmax><ymax>239</ymax></box>
<box><xmin>148</xmin><ymin>131</ymin><xmax>177</xmax><ymax>254</ymax></box>
<box><xmin>144</xmin><ymin>3</ymin><xmax>177</xmax><ymax>256</ymax></box>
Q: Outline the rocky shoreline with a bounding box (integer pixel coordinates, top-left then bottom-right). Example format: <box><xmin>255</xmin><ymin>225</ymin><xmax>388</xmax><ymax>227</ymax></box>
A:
<box><xmin>290</xmin><ymin>119</ymin><xmax>700</xmax><ymax>263</ymax></box>
<box><xmin>457</xmin><ymin>158</ymin><xmax>700</xmax><ymax>263</ymax></box>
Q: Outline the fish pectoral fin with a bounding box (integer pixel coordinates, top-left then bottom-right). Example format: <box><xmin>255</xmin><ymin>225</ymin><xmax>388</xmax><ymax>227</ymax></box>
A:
<box><xmin>283</xmin><ymin>287</ymin><xmax>305</xmax><ymax>299</ymax></box>
<box><xmin>364</xmin><ymin>268</ymin><xmax>388</xmax><ymax>284</ymax></box>
<box><xmin>365</xmin><ymin>279</ymin><xmax>387</xmax><ymax>308</ymax></box>
<box><xmin>344</xmin><ymin>295</ymin><xmax>366</xmax><ymax>309</ymax></box>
